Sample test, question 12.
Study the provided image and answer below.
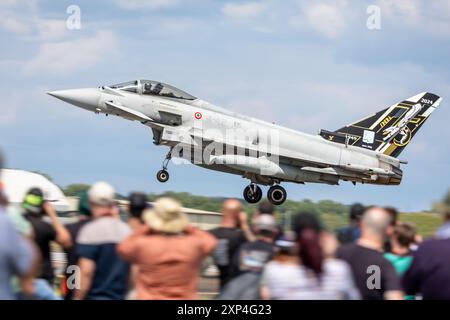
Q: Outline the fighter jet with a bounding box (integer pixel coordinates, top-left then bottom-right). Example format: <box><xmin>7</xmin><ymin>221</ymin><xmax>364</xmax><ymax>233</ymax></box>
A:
<box><xmin>48</xmin><ymin>80</ymin><xmax>442</xmax><ymax>205</ymax></box>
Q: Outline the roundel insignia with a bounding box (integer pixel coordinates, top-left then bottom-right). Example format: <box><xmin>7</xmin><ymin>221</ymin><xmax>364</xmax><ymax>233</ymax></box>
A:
<box><xmin>194</xmin><ymin>112</ymin><xmax>202</xmax><ymax>120</ymax></box>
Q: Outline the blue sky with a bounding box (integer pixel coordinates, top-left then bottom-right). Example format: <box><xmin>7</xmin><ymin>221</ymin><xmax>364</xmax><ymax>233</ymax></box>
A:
<box><xmin>0</xmin><ymin>0</ymin><xmax>449</xmax><ymax>211</ymax></box>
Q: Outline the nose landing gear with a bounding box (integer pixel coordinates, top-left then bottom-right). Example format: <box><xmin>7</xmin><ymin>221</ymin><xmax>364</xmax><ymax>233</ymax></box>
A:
<box><xmin>243</xmin><ymin>183</ymin><xmax>263</xmax><ymax>204</ymax></box>
<box><xmin>156</xmin><ymin>149</ymin><xmax>172</xmax><ymax>183</ymax></box>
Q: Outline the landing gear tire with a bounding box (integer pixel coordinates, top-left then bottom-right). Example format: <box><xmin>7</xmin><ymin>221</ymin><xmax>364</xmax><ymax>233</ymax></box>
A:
<box><xmin>267</xmin><ymin>185</ymin><xmax>287</xmax><ymax>205</ymax></box>
<box><xmin>156</xmin><ymin>170</ymin><xmax>169</xmax><ymax>183</ymax></box>
<box><xmin>243</xmin><ymin>184</ymin><xmax>263</xmax><ymax>204</ymax></box>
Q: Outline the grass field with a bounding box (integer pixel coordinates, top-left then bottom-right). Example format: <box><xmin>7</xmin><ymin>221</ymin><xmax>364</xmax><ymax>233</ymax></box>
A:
<box><xmin>320</xmin><ymin>212</ymin><xmax>442</xmax><ymax>238</ymax></box>
<box><xmin>399</xmin><ymin>212</ymin><xmax>442</xmax><ymax>238</ymax></box>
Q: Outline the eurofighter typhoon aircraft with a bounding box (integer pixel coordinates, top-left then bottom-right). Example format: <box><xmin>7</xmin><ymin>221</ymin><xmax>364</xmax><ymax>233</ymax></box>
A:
<box><xmin>48</xmin><ymin>80</ymin><xmax>442</xmax><ymax>205</ymax></box>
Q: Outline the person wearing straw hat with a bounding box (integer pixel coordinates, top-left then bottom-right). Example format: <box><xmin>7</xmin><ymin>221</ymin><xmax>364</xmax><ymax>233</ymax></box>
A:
<box><xmin>118</xmin><ymin>197</ymin><xmax>217</xmax><ymax>300</ymax></box>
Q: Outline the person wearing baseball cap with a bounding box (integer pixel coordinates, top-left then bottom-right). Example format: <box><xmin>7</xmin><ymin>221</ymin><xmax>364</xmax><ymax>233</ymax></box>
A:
<box><xmin>127</xmin><ymin>192</ymin><xmax>150</xmax><ymax>231</ymax></box>
<box><xmin>88</xmin><ymin>181</ymin><xmax>116</xmax><ymax>207</ymax></box>
<box><xmin>118</xmin><ymin>197</ymin><xmax>217</xmax><ymax>299</ymax></box>
<box><xmin>22</xmin><ymin>187</ymin><xmax>72</xmax><ymax>286</ymax></box>
<box><xmin>22</xmin><ymin>188</ymin><xmax>45</xmax><ymax>215</ymax></box>
<box><xmin>74</xmin><ymin>182</ymin><xmax>131</xmax><ymax>300</ymax></box>
<box><xmin>218</xmin><ymin>214</ymin><xmax>277</xmax><ymax>299</ymax></box>
<box><xmin>250</xmin><ymin>201</ymin><xmax>284</xmax><ymax>242</ymax></box>
<box><xmin>229</xmin><ymin>214</ymin><xmax>277</xmax><ymax>278</ymax></box>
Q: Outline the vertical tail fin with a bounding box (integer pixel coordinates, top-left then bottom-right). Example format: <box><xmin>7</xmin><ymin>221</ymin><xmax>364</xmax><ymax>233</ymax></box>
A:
<box><xmin>319</xmin><ymin>92</ymin><xmax>442</xmax><ymax>158</ymax></box>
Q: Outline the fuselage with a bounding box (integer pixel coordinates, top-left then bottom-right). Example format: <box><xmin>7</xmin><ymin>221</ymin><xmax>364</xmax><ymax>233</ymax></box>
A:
<box><xmin>48</xmin><ymin>80</ymin><xmax>402</xmax><ymax>187</ymax></box>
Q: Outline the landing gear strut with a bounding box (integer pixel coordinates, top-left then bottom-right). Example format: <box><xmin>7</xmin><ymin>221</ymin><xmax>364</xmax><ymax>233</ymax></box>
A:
<box><xmin>243</xmin><ymin>183</ymin><xmax>263</xmax><ymax>204</ymax></box>
<box><xmin>156</xmin><ymin>149</ymin><xmax>172</xmax><ymax>183</ymax></box>
<box><xmin>267</xmin><ymin>185</ymin><xmax>287</xmax><ymax>205</ymax></box>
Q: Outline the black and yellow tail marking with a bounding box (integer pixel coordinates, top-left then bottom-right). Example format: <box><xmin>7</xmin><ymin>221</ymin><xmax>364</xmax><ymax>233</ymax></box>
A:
<box><xmin>319</xmin><ymin>92</ymin><xmax>441</xmax><ymax>158</ymax></box>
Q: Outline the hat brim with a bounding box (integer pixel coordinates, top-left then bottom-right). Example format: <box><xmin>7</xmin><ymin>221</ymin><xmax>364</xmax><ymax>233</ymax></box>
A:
<box><xmin>90</xmin><ymin>199</ymin><xmax>115</xmax><ymax>206</ymax></box>
<box><xmin>143</xmin><ymin>209</ymin><xmax>189</xmax><ymax>234</ymax></box>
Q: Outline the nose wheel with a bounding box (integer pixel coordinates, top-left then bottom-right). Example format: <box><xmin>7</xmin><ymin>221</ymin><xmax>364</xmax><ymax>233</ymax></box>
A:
<box><xmin>243</xmin><ymin>184</ymin><xmax>263</xmax><ymax>204</ymax></box>
<box><xmin>156</xmin><ymin>170</ymin><xmax>169</xmax><ymax>183</ymax></box>
<box><xmin>156</xmin><ymin>148</ymin><xmax>172</xmax><ymax>183</ymax></box>
<box><xmin>267</xmin><ymin>185</ymin><xmax>287</xmax><ymax>205</ymax></box>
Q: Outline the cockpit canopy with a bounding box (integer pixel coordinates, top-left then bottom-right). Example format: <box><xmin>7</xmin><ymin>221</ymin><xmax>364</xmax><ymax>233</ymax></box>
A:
<box><xmin>109</xmin><ymin>80</ymin><xmax>196</xmax><ymax>100</ymax></box>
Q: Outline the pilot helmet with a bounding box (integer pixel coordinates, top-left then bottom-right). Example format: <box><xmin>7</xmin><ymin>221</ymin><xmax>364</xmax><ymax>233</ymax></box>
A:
<box><xmin>153</xmin><ymin>83</ymin><xmax>163</xmax><ymax>93</ymax></box>
<box><xmin>144</xmin><ymin>82</ymin><xmax>152</xmax><ymax>93</ymax></box>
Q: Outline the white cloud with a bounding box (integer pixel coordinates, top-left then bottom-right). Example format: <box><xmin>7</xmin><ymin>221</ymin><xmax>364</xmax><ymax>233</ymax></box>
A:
<box><xmin>157</xmin><ymin>17</ymin><xmax>204</xmax><ymax>33</ymax></box>
<box><xmin>217</xmin><ymin>0</ymin><xmax>450</xmax><ymax>39</ymax></box>
<box><xmin>376</xmin><ymin>0</ymin><xmax>420</xmax><ymax>25</ymax></box>
<box><xmin>33</xmin><ymin>18</ymin><xmax>68</xmax><ymax>42</ymax></box>
<box><xmin>221</xmin><ymin>1</ymin><xmax>279</xmax><ymax>33</ymax></box>
<box><xmin>222</xmin><ymin>2</ymin><xmax>268</xmax><ymax>19</ymax></box>
<box><xmin>0</xmin><ymin>17</ymin><xmax>68</xmax><ymax>41</ymax></box>
<box><xmin>0</xmin><ymin>0</ymin><xmax>38</xmax><ymax>34</ymax></box>
<box><xmin>22</xmin><ymin>31</ymin><xmax>117</xmax><ymax>76</ymax></box>
<box><xmin>0</xmin><ymin>0</ymin><xmax>21</xmax><ymax>7</ymax></box>
<box><xmin>376</xmin><ymin>0</ymin><xmax>450</xmax><ymax>36</ymax></box>
<box><xmin>0</xmin><ymin>1</ymin><xmax>33</xmax><ymax>35</ymax></box>
<box><xmin>115</xmin><ymin>0</ymin><xmax>177</xmax><ymax>10</ymax></box>
<box><xmin>300</xmin><ymin>2</ymin><xmax>347</xmax><ymax>39</ymax></box>
<box><xmin>0</xmin><ymin>16</ymin><xmax>31</xmax><ymax>34</ymax></box>
<box><xmin>0</xmin><ymin>0</ymin><xmax>67</xmax><ymax>41</ymax></box>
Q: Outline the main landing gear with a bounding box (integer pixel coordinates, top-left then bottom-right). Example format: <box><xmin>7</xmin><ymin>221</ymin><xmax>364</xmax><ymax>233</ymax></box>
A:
<box><xmin>156</xmin><ymin>149</ymin><xmax>172</xmax><ymax>183</ymax></box>
<box><xmin>243</xmin><ymin>183</ymin><xmax>287</xmax><ymax>205</ymax></box>
<box><xmin>267</xmin><ymin>185</ymin><xmax>287</xmax><ymax>206</ymax></box>
<box><xmin>243</xmin><ymin>183</ymin><xmax>263</xmax><ymax>204</ymax></box>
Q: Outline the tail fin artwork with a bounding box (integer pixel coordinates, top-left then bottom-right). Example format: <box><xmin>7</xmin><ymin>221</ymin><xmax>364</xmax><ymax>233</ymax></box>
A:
<box><xmin>319</xmin><ymin>92</ymin><xmax>442</xmax><ymax>158</ymax></box>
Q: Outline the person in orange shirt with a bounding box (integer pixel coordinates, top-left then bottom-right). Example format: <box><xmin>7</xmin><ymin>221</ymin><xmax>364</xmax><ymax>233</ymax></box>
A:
<box><xmin>117</xmin><ymin>197</ymin><xmax>217</xmax><ymax>300</ymax></box>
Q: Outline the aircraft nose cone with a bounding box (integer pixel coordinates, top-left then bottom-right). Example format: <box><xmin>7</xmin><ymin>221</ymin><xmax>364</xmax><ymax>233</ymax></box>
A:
<box><xmin>47</xmin><ymin>88</ymin><xmax>100</xmax><ymax>110</ymax></box>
